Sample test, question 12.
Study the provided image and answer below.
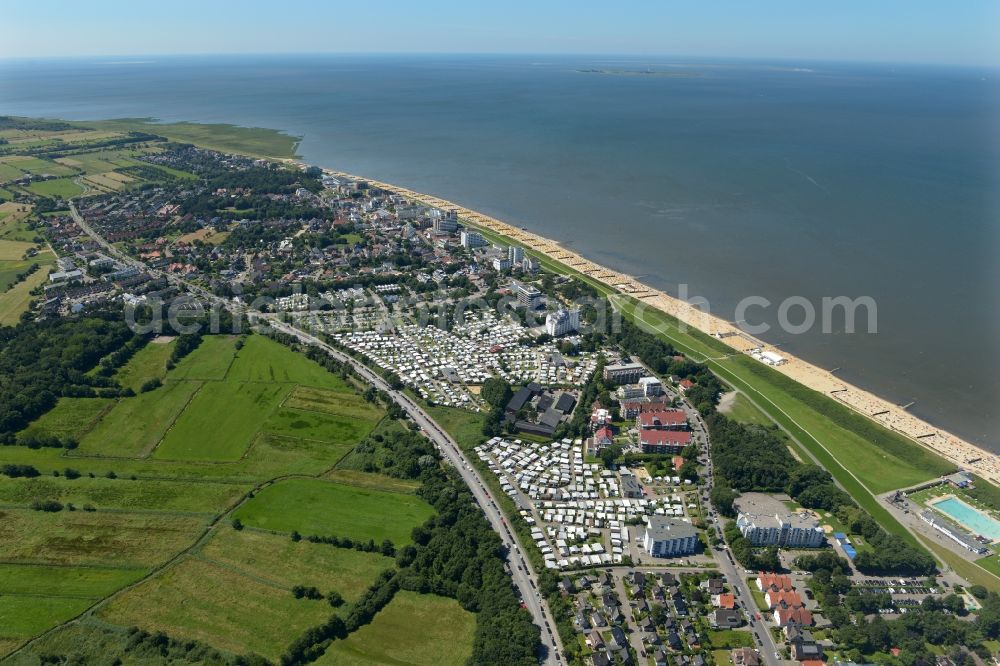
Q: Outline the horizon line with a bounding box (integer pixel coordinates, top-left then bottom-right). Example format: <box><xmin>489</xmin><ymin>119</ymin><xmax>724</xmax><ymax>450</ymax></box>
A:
<box><xmin>0</xmin><ymin>51</ymin><xmax>996</xmax><ymax>71</ymax></box>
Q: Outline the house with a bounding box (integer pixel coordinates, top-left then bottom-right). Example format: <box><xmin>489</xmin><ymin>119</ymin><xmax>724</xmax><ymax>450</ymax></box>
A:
<box><xmin>706</xmin><ymin>578</ymin><xmax>725</xmax><ymax>595</ymax></box>
<box><xmin>591</xmin><ymin>611</ymin><xmax>608</xmax><ymax>628</ymax></box>
<box><xmin>586</xmin><ymin>630</ymin><xmax>605</xmax><ymax>650</ymax></box>
<box><xmin>574</xmin><ymin>611</ymin><xmax>591</xmax><ymax>630</ymax></box>
<box><xmin>609</xmin><ymin>626</ymin><xmax>628</xmax><ymax>651</ymax></box>
<box><xmin>767</xmin><ymin>588</ymin><xmax>804</xmax><ymax>610</ymax></box>
<box><xmin>666</xmin><ymin>632</ymin><xmax>682</xmax><ymax>651</ymax></box>
<box><xmin>640</xmin><ymin>429</ymin><xmax>693</xmax><ymax>454</ymax></box>
<box><xmin>559</xmin><ymin>577</ymin><xmax>575</xmax><ymax>595</ymax></box>
<box><xmin>757</xmin><ymin>572</ymin><xmax>794</xmax><ymax>592</ymax></box>
<box><xmin>630</xmin><ymin>571</ymin><xmax>647</xmax><ymax>588</ymax></box>
<box><xmin>713</xmin><ymin>593</ymin><xmax>736</xmax><ymax>609</ymax></box>
<box><xmin>653</xmin><ymin>650</ymin><xmax>669</xmax><ymax>666</ymax></box>
<box><xmin>593</xmin><ymin>426</ymin><xmax>615</xmax><ymax>451</ymax></box>
<box><xmin>591</xmin><ymin>653</ymin><xmax>612</xmax><ymax>666</ymax></box>
<box><xmin>791</xmin><ymin>638</ymin><xmax>823</xmax><ymax>662</ymax></box>
<box><xmin>712</xmin><ymin>609</ymin><xmax>743</xmax><ymax>629</ymax></box>
<box><xmin>777</xmin><ymin>607</ymin><xmax>814</xmax><ymax>628</ymax></box>
<box><xmin>679</xmin><ymin>378</ymin><xmax>695</xmax><ymax>393</ymax></box>
<box><xmin>602</xmin><ymin>592</ymin><xmax>619</xmax><ymax>613</ymax></box>
<box><xmin>732</xmin><ymin>648</ymin><xmax>761</xmax><ymax>666</ymax></box>
<box><xmin>651</xmin><ymin>585</ymin><xmax>666</xmax><ymax>603</ymax></box>
<box><xmin>635</xmin><ymin>597</ymin><xmax>649</xmax><ymax>614</ymax></box>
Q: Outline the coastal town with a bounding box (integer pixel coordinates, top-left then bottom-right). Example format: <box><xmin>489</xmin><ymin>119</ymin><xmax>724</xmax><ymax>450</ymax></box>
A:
<box><xmin>3</xmin><ymin>120</ymin><xmax>1000</xmax><ymax>666</ymax></box>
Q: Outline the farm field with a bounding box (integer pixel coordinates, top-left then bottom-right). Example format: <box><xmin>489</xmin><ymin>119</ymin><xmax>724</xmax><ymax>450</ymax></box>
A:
<box><xmin>0</xmin><ymin>563</ymin><xmax>145</xmax><ymax>598</ymax></box>
<box><xmin>79</xmin><ymin>118</ymin><xmax>301</xmax><ymax>159</ymax></box>
<box><xmin>112</xmin><ymin>337</ymin><xmax>176</xmax><ymax>392</ymax></box>
<box><xmin>98</xmin><ymin>556</ymin><xmax>331</xmax><ymax>662</ymax></box>
<box><xmin>0</xmin><ymin>475</ymin><xmax>247</xmax><ymax>514</ymax></box>
<box><xmin>26</xmin><ymin>178</ymin><xmax>85</xmax><ymax>199</ymax></box>
<box><xmin>78</xmin><ymin>379</ymin><xmax>202</xmax><ymax>457</ymax></box>
<box><xmin>263</xmin><ymin>405</ymin><xmax>377</xmax><ymax>445</ymax></box>
<box><xmin>0</xmin><ymin>263</ymin><xmax>51</xmax><ymax>325</ymax></box>
<box><xmin>154</xmin><ymin>381</ymin><xmax>289</xmax><ymax>461</ymax></box>
<box><xmin>19</xmin><ymin>397</ymin><xmax>114</xmax><ymax>442</ymax></box>
<box><xmin>0</xmin><ymin>596</ymin><xmax>95</xmax><ymax>643</ymax></box>
<box><xmin>199</xmin><ymin>528</ymin><xmax>394</xmax><ymax>601</ymax></box>
<box><xmin>284</xmin><ymin>384</ymin><xmax>383</xmax><ymax>421</ymax></box>
<box><xmin>232</xmin><ymin>477</ymin><xmax>434</xmax><ymax>546</ymax></box>
<box><xmin>227</xmin><ymin>334</ymin><xmax>345</xmax><ymax>387</ymax></box>
<box><xmin>167</xmin><ymin>334</ymin><xmax>237</xmax><ymax>380</ymax></box>
<box><xmin>0</xmin><ymin>508</ymin><xmax>206</xmax><ymax>568</ymax></box>
<box><xmin>316</xmin><ymin>591</ymin><xmax>476</xmax><ymax>666</ymax></box>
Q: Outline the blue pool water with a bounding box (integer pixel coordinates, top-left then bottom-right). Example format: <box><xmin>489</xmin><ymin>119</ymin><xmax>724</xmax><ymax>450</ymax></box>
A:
<box><xmin>932</xmin><ymin>497</ymin><xmax>1000</xmax><ymax>541</ymax></box>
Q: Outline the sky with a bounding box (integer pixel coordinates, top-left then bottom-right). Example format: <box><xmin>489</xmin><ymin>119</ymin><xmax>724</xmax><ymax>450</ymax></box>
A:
<box><xmin>3</xmin><ymin>0</ymin><xmax>999</xmax><ymax>67</ymax></box>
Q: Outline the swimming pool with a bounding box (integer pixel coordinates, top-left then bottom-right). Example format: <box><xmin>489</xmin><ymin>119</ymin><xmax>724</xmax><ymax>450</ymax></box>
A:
<box><xmin>931</xmin><ymin>496</ymin><xmax>1000</xmax><ymax>541</ymax></box>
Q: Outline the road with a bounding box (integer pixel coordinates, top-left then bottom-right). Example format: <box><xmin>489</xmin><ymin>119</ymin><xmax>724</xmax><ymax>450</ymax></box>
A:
<box><xmin>259</xmin><ymin>316</ymin><xmax>565</xmax><ymax>665</ymax></box>
<box><xmin>68</xmin><ymin>204</ymin><xmax>563</xmax><ymax>664</ymax></box>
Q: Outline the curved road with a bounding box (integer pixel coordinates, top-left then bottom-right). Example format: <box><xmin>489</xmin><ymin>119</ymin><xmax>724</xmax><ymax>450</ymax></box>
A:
<box><xmin>69</xmin><ymin>203</ymin><xmax>563</xmax><ymax>663</ymax></box>
<box><xmin>259</xmin><ymin>316</ymin><xmax>565</xmax><ymax>664</ymax></box>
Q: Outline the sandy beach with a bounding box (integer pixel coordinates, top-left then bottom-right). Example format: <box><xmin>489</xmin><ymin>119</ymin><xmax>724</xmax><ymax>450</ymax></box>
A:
<box><xmin>322</xmin><ymin>168</ymin><xmax>1000</xmax><ymax>487</ymax></box>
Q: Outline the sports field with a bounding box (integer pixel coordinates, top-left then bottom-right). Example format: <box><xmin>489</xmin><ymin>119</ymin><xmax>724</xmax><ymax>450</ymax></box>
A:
<box><xmin>232</xmin><ymin>478</ymin><xmax>434</xmax><ymax>545</ymax></box>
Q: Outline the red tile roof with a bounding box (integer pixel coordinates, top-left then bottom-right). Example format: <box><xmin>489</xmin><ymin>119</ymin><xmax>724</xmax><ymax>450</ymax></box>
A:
<box><xmin>640</xmin><ymin>430</ymin><xmax>692</xmax><ymax>446</ymax></box>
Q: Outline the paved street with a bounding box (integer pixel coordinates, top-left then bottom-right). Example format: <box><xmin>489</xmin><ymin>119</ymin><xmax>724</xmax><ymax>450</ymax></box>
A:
<box><xmin>262</xmin><ymin>316</ymin><xmax>566</xmax><ymax>665</ymax></box>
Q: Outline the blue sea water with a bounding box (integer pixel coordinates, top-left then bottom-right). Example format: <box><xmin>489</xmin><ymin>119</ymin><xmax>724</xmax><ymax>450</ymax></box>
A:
<box><xmin>1</xmin><ymin>54</ymin><xmax>998</xmax><ymax>447</ymax></box>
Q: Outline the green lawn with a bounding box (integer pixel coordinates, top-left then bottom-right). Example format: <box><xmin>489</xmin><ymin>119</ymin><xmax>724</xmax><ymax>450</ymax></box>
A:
<box><xmin>26</xmin><ymin>177</ymin><xmax>84</xmax><ymax>199</ymax></box>
<box><xmin>79</xmin><ymin>380</ymin><xmax>202</xmax><ymax>457</ymax></box>
<box><xmin>233</xmin><ymin>478</ymin><xmax>434</xmax><ymax>545</ymax></box>
<box><xmin>98</xmin><ymin>556</ymin><xmax>329</xmax><ymax>662</ymax></box>
<box><xmin>719</xmin><ymin>391</ymin><xmax>773</xmax><ymax>426</ymax></box>
<box><xmin>113</xmin><ymin>339</ymin><xmax>176</xmax><ymax>392</ymax></box>
<box><xmin>283</xmin><ymin>384</ymin><xmax>383</xmax><ymax>421</ymax></box>
<box><xmin>424</xmin><ymin>402</ymin><xmax>488</xmax><ymax>451</ymax></box>
<box><xmin>707</xmin><ymin>629</ymin><xmax>755</xmax><ymax>649</ymax></box>
<box><xmin>317</xmin><ymin>591</ymin><xmax>476</xmax><ymax>666</ymax></box>
<box><xmin>199</xmin><ymin>528</ymin><xmax>394</xmax><ymax>602</ymax></box>
<box><xmin>154</xmin><ymin>381</ymin><xmax>289</xmax><ymax>461</ymax></box>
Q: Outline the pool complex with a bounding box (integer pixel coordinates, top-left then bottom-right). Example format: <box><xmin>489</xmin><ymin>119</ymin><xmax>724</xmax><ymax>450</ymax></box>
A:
<box><xmin>930</xmin><ymin>496</ymin><xmax>1000</xmax><ymax>541</ymax></box>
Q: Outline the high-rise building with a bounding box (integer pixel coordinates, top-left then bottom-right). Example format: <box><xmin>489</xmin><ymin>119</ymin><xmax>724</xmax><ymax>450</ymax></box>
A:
<box><xmin>545</xmin><ymin>308</ymin><xmax>580</xmax><ymax>336</ymax></box>
<box><xmin>643</xmin><ymin>516</ymin><xmax>699</xmax><ymax>557</ymax></box>
<box><xmin>514</xmin><ymin>282</ymin><xmax>542</xmax><ymax>309</ymax></box>
<box><xmin>460</xmin><ymin>231</ymin><xmax>487</xmax><ymax>248</ymax></box>
<box><xmin>508</xmin><ymin>246</ymin><xmax>524</xmax><ymax>265</ymax></box>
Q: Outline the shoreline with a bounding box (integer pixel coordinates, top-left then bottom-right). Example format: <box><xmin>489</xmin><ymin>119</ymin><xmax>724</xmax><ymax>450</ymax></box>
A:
<box><xmin>308</xmin><ymin>165</ymin><xmax>999</xmax><ymax>487</ymax></box>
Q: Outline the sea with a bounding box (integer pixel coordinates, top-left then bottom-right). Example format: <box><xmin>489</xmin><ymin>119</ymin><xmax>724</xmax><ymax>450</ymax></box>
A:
<box><xmin>1</xmin><ymin>54</ymin><xmax>998</xmax><ymax>448</ymax></box>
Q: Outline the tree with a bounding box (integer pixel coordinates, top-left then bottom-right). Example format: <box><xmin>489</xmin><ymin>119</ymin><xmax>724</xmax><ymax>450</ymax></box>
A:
<box><xmin>710</xmin><ymin>486</ymin><xmax>739</xmax><ymax>517</ymax></box>
<box><xmin>231</xmin><ymin>518</ymin><xmax>244</xmax><ymax>530</ymax></box>
<box><xmin>481</xmin><ymin>378</ymin><xmax>512</xmax><ymax>410</ymax></box>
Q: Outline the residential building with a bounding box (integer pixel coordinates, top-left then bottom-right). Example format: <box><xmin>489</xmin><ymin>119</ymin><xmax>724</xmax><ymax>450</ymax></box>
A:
<box><xmin>603</xmin><ymin>361</ymin><xmax>645</xmax><ymax>385</ymax></box>
<box><xmin>736</xmin><ymin>493</ymin><xmax>826</xmax><ymax>548</ymax></box>
<box><xmin>460</xmin><ymin>230</ymin><xmax>487</xmax><ymax>248</ymax></box>
<box><xmin>639</xmin><ymin>429</ymin><xmax>692</xmax><ymax>454</ymax></box>
<box><xmin>508</xmin><ymin>246</ymin><xmax>524</xmax><ymax>265</ymax></box>
<box><xmin>514</xmin><ymin>282</ymin><xmax>542</xmax><ymax>309</ymax></box>
<box><xmin>522</xmin><ymin>256</ymin><xmax>539</xmax><ymax>273</ymax></box>
<box><xmin>639</xmin><ymin>376</ymin><xmax>664</xmax><ymax>396</ymax></box>
<box><xmin>545</xmin><ymin>308</ymin><xmax>580</xmax><ymax>337</ymax></box>
<box><xmin>431</xmin><ymin>210</ymin><xmax>458</xmax><ymax>233</ymax></box>
<box><xmin>638</xmin><ymin>408</ymin><xmax>688</xmax><ymax>431</ymax></box>
<box><xmin>643</xmin><ymin>516</ymin><xmax>699</xmax><ymax>557</ymax></box>
<box><xmin>492</xmin><ymin>257</ymin><xmax>511</xmax><ymax>271</ymax></box>
<box><xmin>621</xmin><ymin>472</ymin><xmax>644</xmax><ymax>498</ymax></box>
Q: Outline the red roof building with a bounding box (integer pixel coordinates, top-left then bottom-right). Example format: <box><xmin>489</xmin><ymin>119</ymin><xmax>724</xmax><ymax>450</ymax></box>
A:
<box><xmin>776</xmin><ymin>607</ymin><xmax>813</xmax><ymax>627</ymax></box>
<box><xmin>639</xmin><ymin>429</ymin><xmax>692</xmax><ymax>454</ymax></box>
<box><xmin>757</xmin><ymin>573</ymin><xmax>794</xmax><ymax>592</ymax></box>
<box><xmin>638</xmin><ymin>409</ymin><xmax>688</xmax><ymax>430</ymax></box>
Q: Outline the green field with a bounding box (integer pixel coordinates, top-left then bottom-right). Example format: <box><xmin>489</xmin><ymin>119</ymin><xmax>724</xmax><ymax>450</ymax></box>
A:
<box><xmin>166</xmin><ymin>334</ymin><xmax>237</xmax><ymax>380</ymax></box>
<box><xmin>0</xmin><ymin>476</ymin><xmax>247</xmax><ymax>514</ymax></box>
<box><xmin>154</xmin><ymin>381</ymin><xmax>289</xmax><ymax>461</ymax></box>
<box><xmin>0</xmin><ymin>563</ymin><xmax>145</xmax><ymax>598</ymax></box>
<box><xmin>26</xmin><ymin>178</ymin><xmax>85</xmax><ymax>199</ymax></box>
<box><xmin>227</xmin><ymin>334</ymin><xmax>344</xmax><ymax>387</ymax></box>
<box><xmin>21</xmin><ymin>397</ymin><xmax>114</xmax><ymax>441</ymax></box>
<box><xmin>719</xmin><ymin>391</ymin><xmax>773</xmax><ymax>426</ymax></box>
<box><xmin>112</xmin><ymin>338</ymin><xmax>176</xmax><ymax>391</ymax></box>
<box><xmin>233</xmin><ymin>478</ymin><xmax>434</xmax><ymax>545</ymax></box>
<box><xmin>199</xmin><ymin>528</ymin><xmax>394</xmax><ymax>601</ymax></box>
<box><xmin>79</xmin><ymin>379</ymin><xmax>202</xmax><ymax>457</ymax></box>
<box><xmin>2</xmin><ymin>156</ymin><xmax>78</xmax><ymax>177</ymax></box>
<box><xmin>79</xmin><ymin>118</ymin><xmax>301</xmax><ymax>159</ymax></box>
<box><xmin>284</xmin><ymin>384</ymin><xmax>383</xmax><ymax>421</ymax></box>
<box><xmin>98</xmin><ymin>556</ymin><xmax>330</xmax><ymax>661</ymax></box>
<box><xmin>263</xmin><ymin>405</ymin><xmax>377</xmax><ymax>445</ymax></box>
<box><xmin>0</xmin><ymin>508</ymin><xmax>206</xmax><ymax>568</ymax></box>
<box><xmin>0</xmin><ymin>263</ymin><xmax>50</xmax><ymax>325</ymax></box>
<box><xmin>317</xmin><ymin>591</ymin><xmax>476</xmax><ymax>666</ymax></box>
<box><xmin>0</xmin><ymin>595</ymin><xmax>95</xmax><ymax>640</ymax></box>
<box><xmin>424</xmin><ymin>402</ymin><xmax>488</xmax><ymax>451</ymax></box>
